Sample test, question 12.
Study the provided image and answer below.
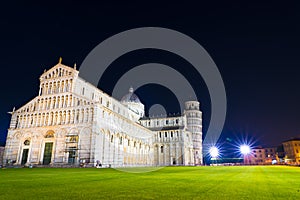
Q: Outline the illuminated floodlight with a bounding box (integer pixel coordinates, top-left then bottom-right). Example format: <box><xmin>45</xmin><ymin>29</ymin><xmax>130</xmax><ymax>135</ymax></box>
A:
<box><xmin>240</xmin><ymin>144</ymin><xmax>251</xmax><ymax>155</ymax></box>
<box><xmin>209</xmin><ymin>146</ymin><xmax>219</xmax><ymax>158</ymax></box>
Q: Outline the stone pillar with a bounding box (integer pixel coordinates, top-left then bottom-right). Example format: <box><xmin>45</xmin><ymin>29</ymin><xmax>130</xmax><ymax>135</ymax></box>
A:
<box><xmin>170</xmin><ymin>143</ymin><xmax>173</xmax><ymax>165</ymax></box>
<box><xmin>164</xmin><ymin>145</ymin><xmax>166</xmax><ymax>166</ymax></box>
<box><xmin>175</xmin><ymin>143</ymin><xmax>178</xmax><ymax>165</ymax></box>
<box><xmin>182</xmin><ymin>145</ymin><xmax>185</xmax><ymax>165</ymax></box>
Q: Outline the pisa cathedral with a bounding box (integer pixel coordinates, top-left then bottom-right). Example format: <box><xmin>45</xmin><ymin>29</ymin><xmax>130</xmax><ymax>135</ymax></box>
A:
<box><xmin>3</xmin><ymin>60</ymin><xmax>203</xmax><ymax>167</ymax></box>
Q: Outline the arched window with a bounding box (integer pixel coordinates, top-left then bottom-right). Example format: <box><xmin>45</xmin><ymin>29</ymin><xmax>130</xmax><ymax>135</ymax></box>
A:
<box><xmin>24</xmin><ymin>140</ymin><xmax>30</xmax><ymax>145</ymax></box>
<box><xmin>161</xmin><ymin>146</ymin><xmax>164</xmax><ymax>153</ymax></box>
<box><xmin>45</xmin><ymin>130</ymin><xmax>54</xmax><ymax>138</ymax></box>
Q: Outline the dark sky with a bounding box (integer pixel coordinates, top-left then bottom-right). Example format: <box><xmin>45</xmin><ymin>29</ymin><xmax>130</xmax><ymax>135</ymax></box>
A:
<box><xmin>1</xmin><ymin>1</ymin><xmax>300</xmax><ymax>148</ymax></box>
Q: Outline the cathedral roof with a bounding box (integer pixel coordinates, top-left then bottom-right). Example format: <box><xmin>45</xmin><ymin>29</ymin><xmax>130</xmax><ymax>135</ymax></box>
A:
<box><xmin>121</xmin><ymin>87</ymin><xmax>141</xmax><ymax>104</ymax></box>
<box><xmin>40</xmin><ymin>57</ymin><xmax>78</xmax><ymax>81</ymax></box>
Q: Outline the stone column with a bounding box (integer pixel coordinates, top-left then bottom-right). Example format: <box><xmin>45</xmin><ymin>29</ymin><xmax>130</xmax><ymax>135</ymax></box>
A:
<box><xmin>175</xmin><ymin>143</ymin><xmax>178</xmax><ymax>165</ymax></box>
<box><xmin>170</xmin><ymin>143</ymin><xmax>173</xmax><ymax>165</ymax></box>
<box><xmin>39</xmin><ymin>85</ymin><xmax>42</xmax><ymax>96</ymax></box>
<box><xmin>164</xmin><ymin>145</ymin><xmax>167</xmax><ymax>166</ymax></box>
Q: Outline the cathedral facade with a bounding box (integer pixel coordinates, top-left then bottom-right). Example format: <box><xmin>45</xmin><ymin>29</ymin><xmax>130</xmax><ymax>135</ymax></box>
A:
<box><xmin>3</xmin><ymin>60</ymin><xmax>203</xmax><ymax>167</ymax></box>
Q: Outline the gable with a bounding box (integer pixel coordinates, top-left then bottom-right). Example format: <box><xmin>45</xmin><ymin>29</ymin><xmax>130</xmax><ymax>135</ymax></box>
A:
<box><xmin>40</xmin><ymin>63</ymin><xmax>78</xmax><ymax>82</ymax></box>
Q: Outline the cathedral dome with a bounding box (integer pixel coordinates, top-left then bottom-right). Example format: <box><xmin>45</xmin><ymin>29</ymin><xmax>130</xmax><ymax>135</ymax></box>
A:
<box><xmin>121</xmin><ymin>87</ymin><xmax>141</xmax><ymax>103</ymax></box>
<box><xmin>121</xmin><ymin>87</ymin><xmax>145</xmax><ymax>120</ymax></box>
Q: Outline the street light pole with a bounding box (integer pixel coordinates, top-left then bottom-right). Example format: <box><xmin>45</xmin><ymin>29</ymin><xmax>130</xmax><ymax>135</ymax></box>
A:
<box><xmin>240</xmin><ymin>144</ymin><xmax>251</xmax><ymax>165</ymax></box>
<box><xmin>209</xmin><ymin>146</ymin><xmax>219</xmax><ymax>166</ymax></box>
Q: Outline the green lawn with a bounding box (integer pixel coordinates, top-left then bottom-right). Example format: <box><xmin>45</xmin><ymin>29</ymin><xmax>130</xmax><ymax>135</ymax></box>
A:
<box><xmin>0</xmin><ymin>166</ymin><xmax>300</xmax><ymax>199</ymax></box>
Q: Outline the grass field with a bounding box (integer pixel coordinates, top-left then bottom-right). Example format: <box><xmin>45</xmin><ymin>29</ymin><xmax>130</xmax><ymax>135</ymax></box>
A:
<box><xmin>1</xmin><ymin>166</ymin><xmax>300</xmax><ymax>199</ymax></box>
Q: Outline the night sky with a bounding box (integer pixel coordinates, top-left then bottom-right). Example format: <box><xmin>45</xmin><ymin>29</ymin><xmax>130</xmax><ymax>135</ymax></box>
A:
<box><xmin>1</xmin><ymin>1</ymin><xmax>300</xmax><ymax>148</ymax></box>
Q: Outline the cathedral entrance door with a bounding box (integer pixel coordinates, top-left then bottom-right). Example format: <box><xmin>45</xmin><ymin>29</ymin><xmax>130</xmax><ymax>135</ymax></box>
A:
<box><xmin>68</xmin><ymin>147</ymin><xmax>76</xmax><ymax>164</ymax></box>
<box><xmin>43</xmin><ymin>142</ymin><xmax>53</xmax><ymax>165</ymax></box>
<box><xmin>21</xmin><ymin>149</ymin><xmax>29</xmax><ymax>165</ymax></box>
<box><xmin>172</xmin><ymin>158</ymin><xmax>176</xmax><ymax>165</ymax></box>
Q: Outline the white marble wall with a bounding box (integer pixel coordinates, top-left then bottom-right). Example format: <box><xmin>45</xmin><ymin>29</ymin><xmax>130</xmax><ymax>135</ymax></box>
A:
<box><xmin>4</xmin><ymin>62</ymin><xmax>202</xmax><ymax>167</ymax></box>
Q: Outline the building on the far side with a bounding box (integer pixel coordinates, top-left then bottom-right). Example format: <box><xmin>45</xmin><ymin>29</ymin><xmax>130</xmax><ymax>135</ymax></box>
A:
<box><xmin>249</xmin><ymin>146</ymin><xmax>280</xmax><ymax>165</ymax></box>
<box><xmin>249</xmin><ymin>147</ymin><xmax>265</xmax><ymax>165</ymax></box>
<box><xmin>276</xmin><ymin>144</ymin><xmax>285</xmax><ymax>164</ymax></box>
<box><xmin>282</xmin><ymin>138</ymin><xmax>300</xmax><ymax>165</ymax></box>
<box><xmin>264</xmin><ymin>147</ymin><xmax>277</xmax><ymax>164</ymax></box>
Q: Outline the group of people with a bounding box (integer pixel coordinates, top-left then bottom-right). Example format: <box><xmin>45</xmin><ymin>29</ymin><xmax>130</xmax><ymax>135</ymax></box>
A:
<box><xmin>95</xmin><ymin>160</ymin><xmax>102</xmax><ymax>168</ymax></box>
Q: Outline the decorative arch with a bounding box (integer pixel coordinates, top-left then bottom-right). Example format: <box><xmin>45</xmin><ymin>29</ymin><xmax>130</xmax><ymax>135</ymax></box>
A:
<box><xmin>78</xmin><ymin>127</ymin><xmax>92</xmax><ymax>139</ymax></box>
<box><xmin>45</xmin><ymin>130</ymin><xmax>55</xmax><ymax>138</ymax></box>
<box><xmin>13</xmin><ymin>132</ymin><xmax>22</xmax><ymax>139</ymax></box>
<box><xmin>68</xmin><ymin>128</ymin><xmax>79</xmax><ymax>136</ymax></box>
<box><xmin>79</xmin><ymin>127</ymin><xmax>92</xmax><ymax>135</ymax></box>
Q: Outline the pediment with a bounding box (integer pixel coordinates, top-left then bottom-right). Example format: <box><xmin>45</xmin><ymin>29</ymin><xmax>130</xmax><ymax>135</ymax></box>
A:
<box><xmin>40</xmin><ymin>62</ymin><xmax>78</xmax><ymax>81</ymax></box>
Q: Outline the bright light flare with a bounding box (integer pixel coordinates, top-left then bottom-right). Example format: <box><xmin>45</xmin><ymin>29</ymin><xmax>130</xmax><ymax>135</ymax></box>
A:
<box><xmin>209</xmin><ymin>146</ymin><xmax>219</xmax><ymax>158</ymax></box>
<box><xmin>240</xmin><ymin>144</ymin><xmax>251</xmax><ymax>155</ymax></box>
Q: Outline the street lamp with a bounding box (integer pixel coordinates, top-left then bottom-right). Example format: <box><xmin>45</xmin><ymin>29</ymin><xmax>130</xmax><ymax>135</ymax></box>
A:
<box><xmin>240</xmin><ymin>144</ymin><xmax>251</xmax><ymax>165</ymax></box>
<box><xmin>209</xmin><ymin>146</ymin><xmax>219</xmax><ymax>165</ymax></box>
<box><xmin>209</xmin><ymin>146</ymin><xmax>219</xmax><ymax>158</ymax></box>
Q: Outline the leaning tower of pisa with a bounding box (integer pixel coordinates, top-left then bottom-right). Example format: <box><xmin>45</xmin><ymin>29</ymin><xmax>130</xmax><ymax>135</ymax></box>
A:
<box><xmin>184</xmin><ymin>101</ymin><xmax>203</xmax><ymax>165</ymax></box>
